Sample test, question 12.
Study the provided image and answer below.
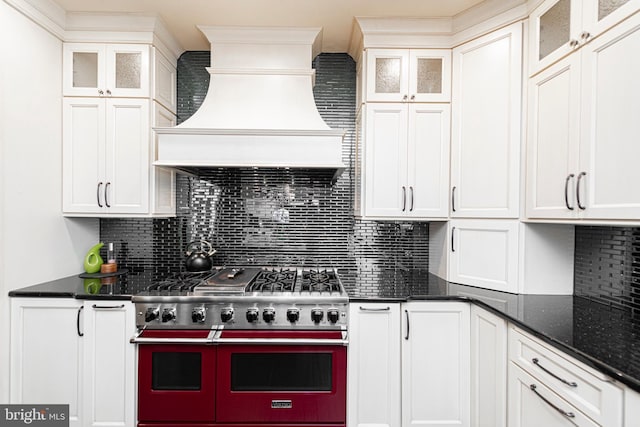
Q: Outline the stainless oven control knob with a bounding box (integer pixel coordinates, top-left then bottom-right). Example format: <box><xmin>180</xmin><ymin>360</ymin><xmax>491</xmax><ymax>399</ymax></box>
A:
<box><xmin>262</xmin><ymin>308</ymin><xmax>276</xmax><ymax>323</ymax></box>
<box><xmin>327</xmin><ymin>309</ymin><xmax>340</xmax><ymax>324</ymax></box>
<box><xmin>221</xmin><ymin>308</ymin><xmax>234</xmax><ymax>323</ymax></box>
<box><xmin>286</xmin><ymin>308</ymin><xmax>300</xmax><ymax>323</ymax></box>
<box><xmin>161</xmin><ymin>308</ymin><xmax>176</xmax><ymax>323</ymax></box>
<box><xmin>311</xmin><ymin>309</ymin><xmax>324</xmax><ymax>324</ymax></box>
<box><xmin>192</xmin><ymin>307</ymin><xmax>206</xmax><ymax>323</ymax></box>
<box><xmin>145</xmin><ymin>307</ymin><xmax>160</xmax><ymax>322</ymax></box>
<box><xmin>246</xmin><ymin>308</ymin><xmax>259</xmax><ymax>323</ymax></box>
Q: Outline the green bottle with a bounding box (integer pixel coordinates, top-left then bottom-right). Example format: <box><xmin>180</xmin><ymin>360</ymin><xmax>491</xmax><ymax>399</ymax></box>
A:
<box><xmin>83</xmin><ymin>242</ymin><xmax>104</xmax><ymax>274</ymax></box>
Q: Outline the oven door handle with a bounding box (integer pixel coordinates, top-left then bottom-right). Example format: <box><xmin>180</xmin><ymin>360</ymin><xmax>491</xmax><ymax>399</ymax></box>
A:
<box><xmin>129</xmin><ymin>329</ymin><xmax>217</xmax><ymax>345</ymax></box>
<box><xmin>214</xmin><ymin>337</ymin><xmax>349</xmax><ymax>346</ymax></box>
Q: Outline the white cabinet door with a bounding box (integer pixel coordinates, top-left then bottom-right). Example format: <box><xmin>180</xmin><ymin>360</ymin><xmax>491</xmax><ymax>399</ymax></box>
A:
<box><xmin>449</xmin><ymin>219</ymin><xmax>519</xmax><ymax>293</ymax></box>
<box><xmin>62</xmin><ymin>98</ymin><xmax>106</xmax><ymax>214</ymax></box>
<box><xmin>153</xmin><ymin>48</ymin><xmax>177</xmax><ymax>112</ymax></box>
<box><xmin>526</xmin><ymin>54</ymin><xmax>581</xmax><ymax>219</ymax></box>
<box><xmin>104</xmin><ymin>98</ymin><xmax>150</xmax><ymax>214</ymax></box>
<box><xmin>83</xmin><ymin>302</ymin><xmax>136</xmax><ymax>427</ymax></box>
<box><xmin>365</xmin><ymin>49</ymin><xmax>451</xmax><ymax>103</ymax></box>
<box><xmin>63</xmin><ymin>98</ymin><xmax>150</xmax><ymax>215</ymax></box>
<box><xmin>348</xmin><ymin>303</ymin><xmax>401</xmax><ymax>427</ymax></box>
<box><xmin>364</xmin><ymin>103</ymin><xmax>408</xmax><ymax>217</ymax></box>
<box><xmin>64</xmin><ymin>43</ymin><xmax>149</xmax><ymax>98</ymax></box>
<box><xmin>578</xmin><ymin>14</ymin><xmax>640</xmax><ymax>220</ymax></box>
<box><xmin>10</xmin><ymin>298</ymin><xmax>84</xmax><ymax>427</ymax></box>
<box><xmin>407</xmin><ymin>104</ymin><xmax>450</xmax><ymax>218</ymax></box>
<box><xmin>529</xmin><ymin>0</ymin><xmax>583</xmax><ymax>76</ymax></box>
<box><xmin>362</xmin><ymin>103</ymin><xmax>449</xmax><ymax>219</ymax></box>
<box><xmin>470</xmin><ymin>306</ymin><xmax>507</xmax><ymax>427</ymax></box>
<box><xmin>402</xmin><ymin>302</ymin><xmax>470</xmax><ymax>427</ymax></box>
<box><xmin>366</xmin><ymin>49</ymin><xmax>410</xmax><ymax>102</ymax></box>
<box><xmin>508</xmin><ymin>363</ymin><xmax>599</xmax><ymax>427</ymax></box>
<box><xmin>451</xmin><ymin>23</ymin><xmax>522</xmax><ymax>218</ymax></box>
<box><xmin>408</xmin><ymin>49</ymin><xmax>451</xmax><ymax>103</ymax></box>
<box><xmin>583</xmin><ymin>0</ymin><xmax>640</xmax><ymax>38</ymax></box>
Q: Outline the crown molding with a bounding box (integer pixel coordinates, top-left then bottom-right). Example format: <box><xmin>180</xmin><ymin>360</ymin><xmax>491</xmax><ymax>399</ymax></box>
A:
<box><xmin>2</xmin><ymin>0</ymin><xmax>66</xmax><ymax>40</ymax></box>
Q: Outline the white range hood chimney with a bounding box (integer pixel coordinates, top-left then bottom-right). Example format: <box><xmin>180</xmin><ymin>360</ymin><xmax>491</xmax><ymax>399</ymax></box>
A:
<box><xmin>154</xmin><ymin>26</ymin><xmax>346</xmax><ymax>175</ymax></box>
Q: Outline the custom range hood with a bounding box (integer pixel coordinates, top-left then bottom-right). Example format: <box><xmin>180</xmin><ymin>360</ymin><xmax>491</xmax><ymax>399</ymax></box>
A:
<box><xmin>154</xmin><ymin>26</ymin><xmax>346</xmax><ymax>176</ymax></box>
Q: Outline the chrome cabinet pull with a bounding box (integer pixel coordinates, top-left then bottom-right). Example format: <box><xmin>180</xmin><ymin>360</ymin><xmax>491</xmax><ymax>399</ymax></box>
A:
<box><xmin>410</xmin><ymin>94</ymin><xmax>415</xmax><ymax>101</ymax></box>
<box><xmin>532</xmin><ymin>358</ymin><xmax>578</xmax><ymax>387</ymax></box>
<box><xmin>569</xmin><ymin>39</ymin><xmax>580</xmax><ymax>48</ymax></box>
<box><xmin>402</xmin><ymin>94</ymin><xmax>408</xmax><ymax>102</ymax></box>
<box><xmin>564</xmin><ymin>174</ymin><xmax>575</xmax><ymax>210</ymax></box>
<box><xmin>402</xmin><ymin>186</ymin><xmax>407</xmax><ymax>212</ymax></box>
<box><xmin>92</xmin><ymin>304</ymin><xmax>125</xmax><ymax>310</ymax></box>
<box><xmin>409</xmin><ymin>186</ymin><xmax>414</xmax><ymax>212</ymax></box>
<box><xmin>451</xmin><ymin>226</ymin><xmax>456</xmax><ymax>252</ymax></box>
<box><xmin>97</xmin><ymin>182</ymin><xmax>103</xmax><ymax>207</ymax></box>
<box><xmin>452</xmin><ymin>186</ymin><xmax>456</xmax><ymax>212</ymax></box>
<box><xmin>404</xmin><ymin>309</ymin><xmax>410</xmax><ymax>340</ymax></box>
<box><xmin>529</xmin><ymin>384</ymin><xmax>576</xmax><ymax>419</ymax></box>
<box><xmin>580</xmin><ymin>31</ymin><xmax>592</xmax><ymax>41</ymax></box>
<box><xmin>98</xmin><ymin>89</ymin><xmax>104</xmax><ymax>95</ymax></box>
<box><xmin>105</xmin><ymin>182</ymin><xmax>111</xmax><ymax>208</ymax></box>
<box><xmin>359</xmin><ymin>306</ymin><xmax>391</xmax><ymax>312</ymax></box>
<box><xmin>576</xmin><ymin>172</ymin><xmax>587</xmax><ymax>210</ymax></box>
<box><xmin>77</xmin><ymin>306</ymin><xmax>84</xmax><ymax>337</ymax></box>
<box><xmin>106</xmin><ymin>89</ymin><xmax>112</xmax><ymax>96</ymax></box>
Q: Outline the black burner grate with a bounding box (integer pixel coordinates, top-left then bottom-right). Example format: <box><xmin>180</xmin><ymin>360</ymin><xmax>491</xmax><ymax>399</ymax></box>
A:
<box><xmin>248</xmin><ymin>268</ymin><xmax>297</xmax><ymax>293</ymax></box>
<box><xmin>146</xmin><ymin>271</ymin><xmax>215</xmax><ymax>292</ymax></box>
<box><xmin>301</xmin><ymin>269</ymin><xmax>341</xmax><ymax>293</ymax></box>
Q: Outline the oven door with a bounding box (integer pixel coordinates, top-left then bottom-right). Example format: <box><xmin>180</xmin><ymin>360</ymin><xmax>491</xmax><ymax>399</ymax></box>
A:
<box><xmin>215</xmin><ymin>330</ymin><xmax>347</xmax><ymax>424</ymax></box>
<box><xmin>134</xmin><ymin>329</ymin><xmax>216</xmax><ymax>423</ymax></box>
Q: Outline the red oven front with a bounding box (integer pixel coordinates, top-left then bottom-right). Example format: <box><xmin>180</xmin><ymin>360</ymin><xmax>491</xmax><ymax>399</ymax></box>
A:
<box><xmin>134</xmin><ymin>328</ymin><xmax>347</xmax><ymax>427</ymax></box>
<box><xmin>136</xmin><ymin>329</ymin><xmax>216</xmax><ymax>425</ymax></box>
<box><xmin>215</xmin><ymin>330</ymin><xmax>347</xmax><ymax>425</ymax></box>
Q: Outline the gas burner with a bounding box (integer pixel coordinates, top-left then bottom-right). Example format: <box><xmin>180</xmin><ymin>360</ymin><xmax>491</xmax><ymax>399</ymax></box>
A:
<box><xmin>248</xmin><ymin>268</ymin><xmax>297</xmax><ymax>292</ymax></box>
<box><xmin>146</xmin><ymin>271</ymin><xmax>215</xmax><ymax>293</ymax></box>
<box><xmin>301</xmin><ymin>269</ymin><xmax>341</xmax><ymax>293</ymax></box>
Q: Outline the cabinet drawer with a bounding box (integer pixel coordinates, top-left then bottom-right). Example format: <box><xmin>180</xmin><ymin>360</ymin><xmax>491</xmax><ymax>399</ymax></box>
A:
<box><xmin>509</xmin><ymin>328</ymin><xmax>622</xmax><ymax>426</ymax></box>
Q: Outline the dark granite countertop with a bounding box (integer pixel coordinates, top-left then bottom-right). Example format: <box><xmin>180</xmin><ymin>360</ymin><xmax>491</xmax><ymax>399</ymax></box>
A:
<box><xmin>9</xmin><ymin>269</ymin><xmax>640</xmax><ymax>393</ymax></box>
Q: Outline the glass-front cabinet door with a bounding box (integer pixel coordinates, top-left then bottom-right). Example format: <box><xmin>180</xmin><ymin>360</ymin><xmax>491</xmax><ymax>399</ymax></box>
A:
<box><xmin>63</xmin><ymin>43</ymin><xmax>149</xmax><ymax>97</ymax></box>
<box><xmin>365</xmin><ymin>48</ymin><xmax>451</xmax><ymax>103</ymax></box>
<box><xmin>529</xmin><ymin>0</ymin><xmax>640</xmax><ymax>76</ymax></box>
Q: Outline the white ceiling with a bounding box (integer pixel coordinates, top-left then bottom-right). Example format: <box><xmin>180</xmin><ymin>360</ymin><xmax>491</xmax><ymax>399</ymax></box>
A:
<box><xmin>51</xmin><ymin>0</ymin><xmax>487</xmax><ymax>52</ymax></box>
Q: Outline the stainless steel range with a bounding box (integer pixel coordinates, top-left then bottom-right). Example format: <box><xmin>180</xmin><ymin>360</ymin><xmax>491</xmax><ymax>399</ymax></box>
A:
<box><xmin>132</xmin><ymin>266</ymin><xmax>349</xmax><ymax>330</ymax></box>
<box><xmin>131</xmin><ymin>266</ymin><xmax>349</xmax><ymax>427</ymax></box>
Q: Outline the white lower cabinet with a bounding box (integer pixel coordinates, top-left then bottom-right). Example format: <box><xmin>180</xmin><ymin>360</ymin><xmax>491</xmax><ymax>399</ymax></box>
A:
<box><xmin>402</xmin><ymin>302</ymin><xmax>470</xmax><ymax>427</ymax></box>
<box><xmin>470</xmin><ymin>306</ymin><xmax>507</xmax><ymax>427</ymax></box>
<box><xmin>508</xmin><ymin>326</ymin><xmax>623</xmax><ymax>427</ymax></box>
<box><xmin>348</xmin><ymin>303</ymin><xmax>401</xmax><ymax>427</ymax></box>
<box><xmin>10</xmin><ymin>298</ymin><xmax>84</xmax><ymax>427</ymax></box>
<box><xmin>10</xmin><ymin>298</ymin><xmax>137</xmax><ymax>427</ymax></box>
<box><xmin>82</xmin><ymin>301</ymin><xmax>136</xmax><ymax>427</ymax></box>
<box><xmin>348</xmin><ymin>302</ymin><xmax>470</xmax><ymax>427</ymax></box>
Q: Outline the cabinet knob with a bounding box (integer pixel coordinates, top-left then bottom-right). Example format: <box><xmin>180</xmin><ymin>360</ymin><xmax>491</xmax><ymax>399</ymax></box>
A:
<box><xmin>98</xmin><ymin>89</ymin><xmax>104</xmax><ymax>95</ymax></box>
<box><xmin>580</xmin><ymin>31</ymin><xmax>591</xmax><ymax>41</ymax></box>
<box><xmin>410</xmin><ymin>94</ymin><xmax>415</xmax><ymax>101</ymax></box>
<box><xmin>106</xmin><ymin>89</ymin><xmax>112</xmax><ymax>96</ymax></box>
<box><xmin>402</xmin><ymin>94</ymin><xmax>408</xmax><ymax>102</ymax></box>
<box><xmin>569</xmin><ymin>39</ymin><xmax>580</xmax><ymax>48</ymax></box>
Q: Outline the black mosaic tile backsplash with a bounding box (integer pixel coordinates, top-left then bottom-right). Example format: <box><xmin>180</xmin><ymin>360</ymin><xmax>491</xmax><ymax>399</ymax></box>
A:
<box><xmin>100</xmin><ymin>52</ymin><xmax>429</xmax><ymax>292</ymax></box>
<box><xmin>574</xmin><ymin>226</ymin><xmax>640</xmax><ymax>314</ymax></box>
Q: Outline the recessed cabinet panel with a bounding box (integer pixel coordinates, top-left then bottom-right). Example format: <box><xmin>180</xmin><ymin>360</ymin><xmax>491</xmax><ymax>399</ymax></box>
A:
<box><xmin>526</xmin><ymin>55</ymin><xmax>581</xmax><ymax>219</ymax></box>
<box><xmin>348</xmin><ymin>304</ymin><xmax>401</xmax><ymax>427</ymax></box>
<box><xmin>449</xmin><ymin>220</ymin><xmax>519</xmax><ymax>293</ymax></box>
<box><xmin>364</xmin><ymin>103</ymin><xmax>408</xmax><ymax>217</ymax></box>
<box><xmin>451</xmin><ymin>23</ymin><xmax>522</xmax><ymax>218</ymax></box>
<box><xmin>579</xmin><ymin>16</ymin><xmax>640</xmax><ymax>219</ymax></box>
<box><xmin>63</xmin><ymin>99</ymin><xmax>106</xmax><ymax>214</ymax></box>
<box><xmin>366</xmin><ymin>50</ymin><xmax>410</xmax><ymax>102</ymax></box>
<box><xmin>152</xmin><ymin>102</ymin><xmax>177</xmax><ymax>215</ymax></box>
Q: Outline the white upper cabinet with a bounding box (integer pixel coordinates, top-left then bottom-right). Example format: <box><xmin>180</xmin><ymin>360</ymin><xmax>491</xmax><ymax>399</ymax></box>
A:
<box><xmin>360</xmin><ymin>102</ymin><xmax>450</xmax><ymax>219</ymax></box>
<box><xmin>365</xmin><ymin>48</ymin><xmax>451</xmax><ymax>103</ymax></box>
<box><xmin>529</xmin><ymin>0</ymin><xmax>640</xmax><ymax>76</ymax></box>
<box><xmin>63</xmin><ymin>97</ymin><xmax>150</xmax><ymax>215</ymax></box>
<box><xmin>64</xmin><ymin>43</ymin><xmax>150</xmax><ymax>98</ymax></box>
<box><xmin>526</xmin><ymin>12</ymin><xmax>640</xmax><ymax>220</ymax></box>
<box><xmin>153</xmin><ymin>48</ymin><xmax>177</xmax><ymax>112</ymax></box>
<box><xmin>450</xmin><ymin>23</ymin><xmax>522</xmax><ymax>219</ymax></box>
